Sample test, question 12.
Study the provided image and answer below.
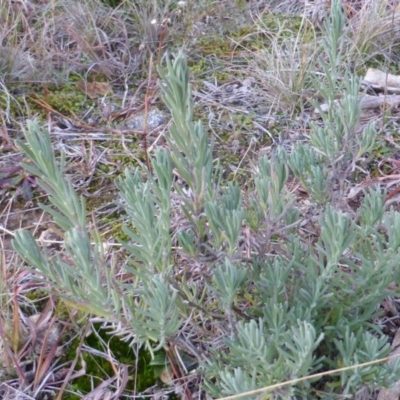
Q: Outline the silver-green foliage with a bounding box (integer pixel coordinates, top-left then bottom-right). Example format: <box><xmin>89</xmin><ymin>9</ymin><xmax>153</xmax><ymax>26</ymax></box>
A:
<box><xmin>12</xmin><ymin>12</ymin><xmax>400</xmax><ymax>398</ymax></box>
<box><xmin>13</xmin><ymin>122</ymin><xmax>181</xmax><ymax>354</ymax></box>
<box><xmin>205</xmin><ymin>196</ymin><xmax>400</xmax><ymax>397</ymax></box>
<box><xmin>289</xmin><ymin>0</ymin><xmax>378</xmax><ymax>205</ymax></box>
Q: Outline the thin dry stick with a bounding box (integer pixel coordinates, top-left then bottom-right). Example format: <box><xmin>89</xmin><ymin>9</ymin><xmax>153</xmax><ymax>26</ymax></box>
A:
<box><xmin>142</xmin><ymin>19</ymin><xmax>169</xmax><ymax>172</ymax></box>
<box><xmin>382</xmin><ymin>2</ymin><xmax>398</xmax><ymax>128</ymax></box>
<box><xmin>217</xmin><ymin>354</ymin><xmax>400</xmax><ymax>400</ymax></box>
<box><xmin>55</xmin><ymin>321</ymin><xmax>92</xmax><ymax>400</ymax></box>
<box><xmin>142</xmin><ymin>52</ymin><xmax>154</xmax><ymax>173</ymax></box>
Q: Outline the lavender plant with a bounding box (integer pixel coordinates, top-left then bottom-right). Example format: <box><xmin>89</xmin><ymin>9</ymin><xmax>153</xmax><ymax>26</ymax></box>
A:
<box><xmin>289</xmin><ymin>0</ymin><xmax>378</xmax><ymax>205</ymax></box>
<box><xmin>12</xmin><ymin>25</ymin><xmax>400</xmax><ymax>400</ymax></box>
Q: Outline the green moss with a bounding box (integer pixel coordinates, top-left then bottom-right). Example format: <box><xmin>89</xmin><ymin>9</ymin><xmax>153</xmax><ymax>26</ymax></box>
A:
<box><xmin>23</xmin><ymin>289</ymin><xmax>52</xmax><ymax>314</ymax></box>
<box><xmin>100</xmin><ymin>0</ymin><xmax>122</xmax><ymax>7</ymax></box>
<box><xmin>363</xmin><ymin>56</ymin><xmax>400</xmax><ymax>75</ymax></box>
<box><xmin>0</xmin><ymin>80</ymin><xmax>98</xmax><ymax>120</ymax></box>
<box><xmin>194</xmin><ymin>35</ymin><xmax>232</xmax><ymax>57</ymax></box>
<box><xmin>0</xmin><ymin>89</ymin><xmax>42</xmax><ymax>119</ymax></box>
<box><xmin>261</xmin><ymin>13</ymin><xmax>303</xmax><ymax>33</ymax></box>
<box><xmin>46</xmin><ymin>84</ymin><xmax>93</xmax><ymax>116</ymax></box>
<box><xmin>211</xmin><ymin>70</ymin><xmax>232</xmax><ymax>82</ymax></box>
<box><xmin>188</xmin><ymin>58</ymin><xmax>207</xmax><ymax>75</ymax></box>
<box><xmin>63</xmin><ymin>323</ymin><xmax>158</xmax><ymax>399</ymax></box>
<box><xmin>231</xmin><ymin>114</ymin><xmax>254</xmax><ymax>129</ymax></box>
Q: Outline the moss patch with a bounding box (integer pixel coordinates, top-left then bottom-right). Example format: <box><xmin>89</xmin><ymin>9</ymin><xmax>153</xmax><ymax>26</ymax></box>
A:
<box><xmin>63</xmin><ymin>323</ymin><xmax>158</xmax><ymax>399</ymax></box>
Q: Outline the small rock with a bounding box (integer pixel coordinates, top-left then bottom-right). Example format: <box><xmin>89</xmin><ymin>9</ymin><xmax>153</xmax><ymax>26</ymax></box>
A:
<box><xmin>120</xmin><ymin>108</ymin><xmax>168</xmax><ymax>131</ymax></box>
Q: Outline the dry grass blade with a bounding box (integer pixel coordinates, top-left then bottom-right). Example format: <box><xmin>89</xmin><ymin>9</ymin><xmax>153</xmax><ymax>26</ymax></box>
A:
<box><xmin>32</xmin><ymin>311</ymin><xmax>63</xmax><ymax>390</ymax></box>
<box><xmin>0</xmin><ymin>313</ymin><xmax>29</xmax><ymax>387</ymax></box>
<box><xmin>246</xmin><ymin>12</ymin><xmax>318</xmax><ymax>115</ymax></box>
<box><xmin>346</xmin><ymin>0</ymin><xmax>400</xmax><ymax>65</ymax></box>
<box><xmin>55</xmin><ymin>322</ymin><xmax>91</xmax><ymax>400</ymax></box>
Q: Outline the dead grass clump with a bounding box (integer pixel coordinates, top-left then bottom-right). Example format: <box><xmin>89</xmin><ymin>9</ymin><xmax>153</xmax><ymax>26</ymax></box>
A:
<box><xmin>237</xmin><ymin>10</ymin><xmax>318</xmax><ymax>116</ymax></box>
<box><xmin>0</xmin><ymin>0</ymin><xmax>148</xmax><ymax>85</ymax></box>
<box><xmin>327</xmin><ymin>0</ymin><xmax>400</xmax><ymax>68</ymax></box>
